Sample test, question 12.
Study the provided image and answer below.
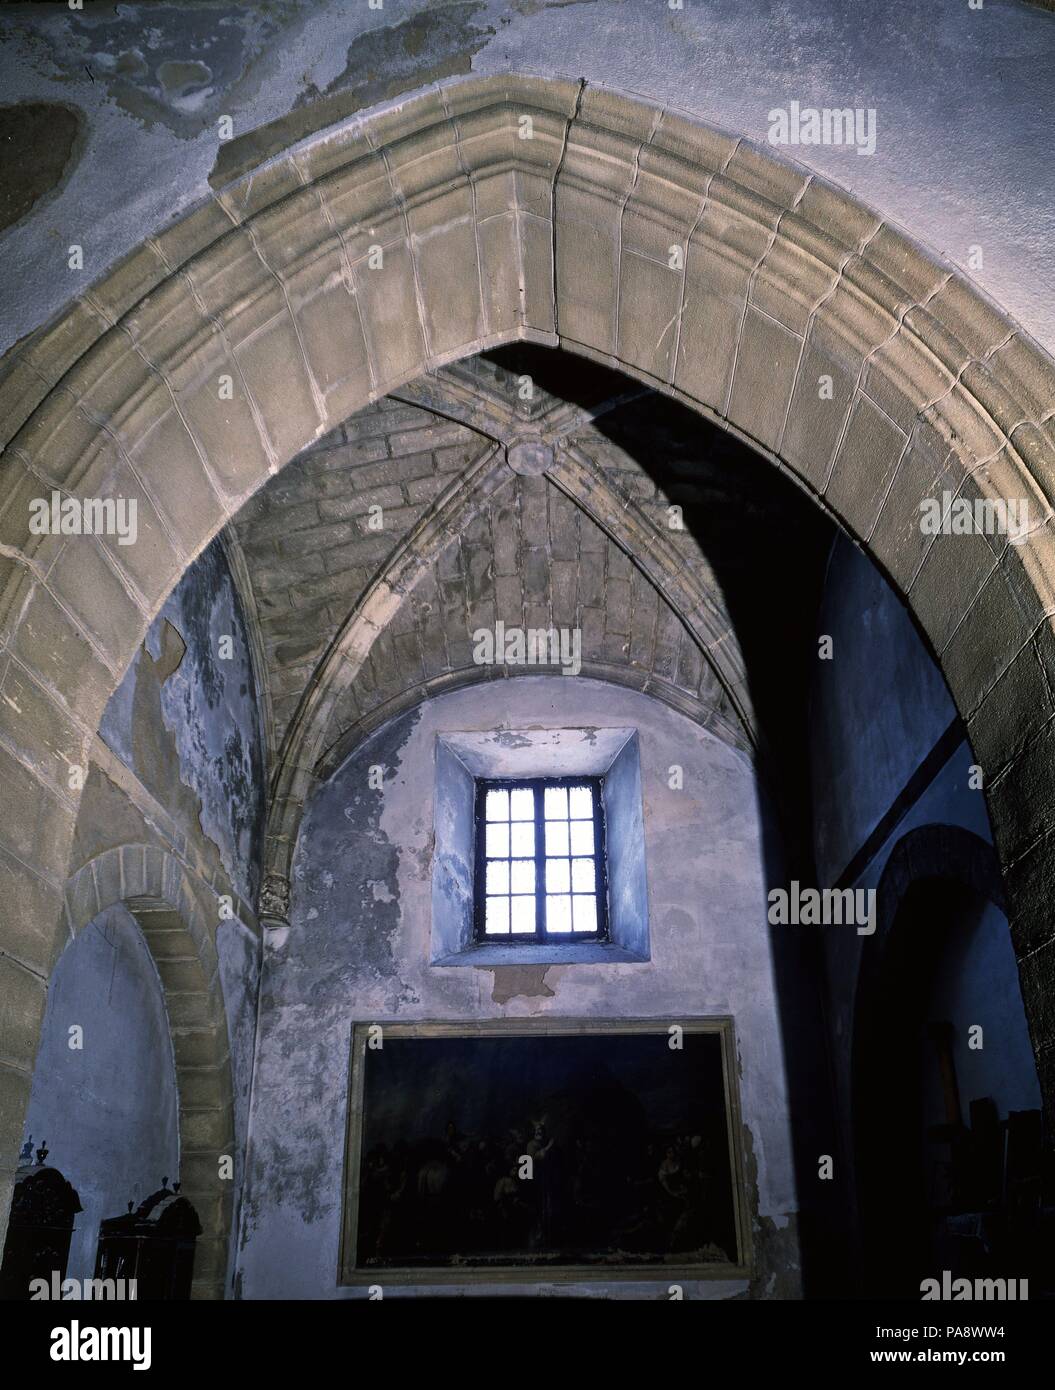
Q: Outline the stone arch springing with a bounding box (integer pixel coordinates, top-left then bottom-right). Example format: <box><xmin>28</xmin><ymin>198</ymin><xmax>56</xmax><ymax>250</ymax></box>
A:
<box><xmin>59</xmin><ymin>847</ymin><xmax>235</xmax><ymax>1300</ymax></box>
<box><xmin>2</xmin><ymin>73</ymin><xmax>1055</xmax><ymax>1244</ymax></box>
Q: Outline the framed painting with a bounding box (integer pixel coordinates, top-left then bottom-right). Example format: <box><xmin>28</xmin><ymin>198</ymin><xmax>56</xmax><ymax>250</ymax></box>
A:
<box><xmin>339</xmin><ymin>1017</ymin><xmax>750</xmax><ymax>1284</ymax></box>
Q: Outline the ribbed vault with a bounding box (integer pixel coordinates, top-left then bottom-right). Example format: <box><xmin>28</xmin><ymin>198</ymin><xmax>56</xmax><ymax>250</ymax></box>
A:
<box><xmin>237</xmin><ymin>345</ymin><xmax>831</xmax><ymax>910</ymax></box>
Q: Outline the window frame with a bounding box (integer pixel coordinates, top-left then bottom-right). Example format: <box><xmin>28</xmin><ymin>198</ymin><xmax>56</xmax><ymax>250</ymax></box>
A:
<box><xmin>472</xmin><ymin>775</ymin><xmax>610</xmax><ymax>944</ymax></box>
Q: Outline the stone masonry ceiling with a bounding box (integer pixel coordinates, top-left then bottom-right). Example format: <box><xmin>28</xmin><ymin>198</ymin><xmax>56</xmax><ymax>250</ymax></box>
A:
<box><xmin>229</xmin><ymin>346</ymin><xmax>832</xmax><ymax>784</ymax></box>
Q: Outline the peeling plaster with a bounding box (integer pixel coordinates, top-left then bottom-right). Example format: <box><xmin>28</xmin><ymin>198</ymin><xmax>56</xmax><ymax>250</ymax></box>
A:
<box><xmin>239</xmin><ymin>676</ymin><xmax>799</xmax><ymax>1297</ymax></box>
<box><xmin>98</xmin><ymin>538</ymin><xmax>266</xmax><ymax>910</ymax></box>
<box><xmin>153</xmin><ymin>541</ymin><xmax>266</xmax><ymax>904</ymax></box>
<box><xmin>488</xmin><ymin>964</ymin><xmax>556</xmax><ymax>1002</ymax></box>
<box><xmin>0</xmin><ymin>101</ymin><xmax>84</xmax><ymax>233</ymax></box>
<box><xmin>210</xmin><ymin>2</ymin><xmax>494</xmax><ymax>184</ymax></box>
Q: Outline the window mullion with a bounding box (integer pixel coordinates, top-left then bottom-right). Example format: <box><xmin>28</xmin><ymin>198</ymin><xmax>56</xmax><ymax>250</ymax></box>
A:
<box><xmin>593</xmin><ymin>780</ymin><xmax>607</xmax><ymax>939</ymax></box>
<box><xmin>534</xmin><ymin>784</ymin><xmax>546</xmax><ymax>939</ymax></box>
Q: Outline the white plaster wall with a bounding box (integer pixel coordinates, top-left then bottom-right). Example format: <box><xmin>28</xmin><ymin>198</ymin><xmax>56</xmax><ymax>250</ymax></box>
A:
<box><xmin>237</xmin><ymin>676</ymin><xmax>796</xmax><ymax>1298</ymax></box>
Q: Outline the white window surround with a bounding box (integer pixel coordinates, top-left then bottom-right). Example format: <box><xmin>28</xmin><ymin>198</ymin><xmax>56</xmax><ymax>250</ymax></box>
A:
<box><xmin>430</xmin><ymin>727</ymin><xmax>650</xmax><ymax>966</ymax></box>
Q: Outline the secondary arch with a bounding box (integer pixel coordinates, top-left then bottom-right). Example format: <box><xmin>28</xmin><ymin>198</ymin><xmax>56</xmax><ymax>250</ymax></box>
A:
<box><xmin>2</xmin><ymin>73</ymin><xmax>1054</xmax><ymax>1248</ymax></box>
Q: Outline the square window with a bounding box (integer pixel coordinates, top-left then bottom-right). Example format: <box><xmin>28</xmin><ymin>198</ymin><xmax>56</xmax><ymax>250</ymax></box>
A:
<box><xmin>485</xmin><ymin>823</ymin><xmax>509</xmax><ymax>859</ymax></box>
<box><xmin>569</xmin><ymin>820</ymin><xmax>594</xmax><ymax>856</ymax></box>
<box><xmin>475</xmin><ymin>778</ymin><xmax>608</xmax><ymax>944</ymax></box>
<box><xmin>510</xmin><ymin>896</ymin><xmax>535</xmax><ymax>933</ymax></box>
<box><xmin>510</xmin><ymin>859</ymin><xmax>535</xmax><ymax>894</ymax></box>
<box><xmin>510</xmin><ymin>822</ymin><xmax>535</xmax><ymax>857</ymax></box>
<box><xmin>546</xmin><ymin>894</ymin><xmax>572</xmax><ymax>932</ymax></box>
<box><xmin>573</xmin><ymin>895</ymin><xmax>597</xmax><ymax>933</ymax></box>
<box><xmin>546</xmin><ymin>858</ymin><xmax>570</xmax><ymax>893</ymax></box>
<box><xmin>486</xmin><ymin>860</ymin><xmax>509</xmax><ymax>894</ymax></box>
<box><xmin>545</xmin><ymin>821</ymin><xmax>569</xmax><ymax>857</ymax></box>
<box><xmin>485</xmin><ymin>897</ymin><xmax>510</xmax><ymax>934</ymax></box>
<box><xmin>571</xmin><ymin>857</ymin><xmax>595</xmax><ymax>892</ymax></box>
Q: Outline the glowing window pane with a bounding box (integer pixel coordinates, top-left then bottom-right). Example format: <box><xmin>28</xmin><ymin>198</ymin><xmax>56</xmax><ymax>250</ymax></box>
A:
<box><xmin>545</xmin><ymin>821</ymin><xmax>569</xmax><ymax>857</ymax></box>
<box><xmin>486</xmin><ymin>860</ymin><xmax>509</xmax><ymax>894</ymax></box>
<box><xmin>546</xmin><ymin>895</ymin><xmax>572</xmax><ymax>932</ymax></box>
<box><xmin>571</xmin><ymin>857</ymin><xmax>595</xmax><ymax>892</ymax></box>
<box><xmin>486</xmin><ymin>823</ymin><xmax>509</xmax><ymax>859</ymax></box>
<box><xmin>510</xmin><ymin>896</ymin><xmax>535</xmax><ymax>933</ymax></box>
<box><xmin>510</xmin><ymin>822</ymin><xmax>534</xmax><ymax>857</ymax></box>
<box><xmin>546</xmin><ymin>858</ymin><xmax>570</xmax><ymax>893</ymax></box>
<box><xmin>510</xmin><ymin>859</ymin><xmax>535</xmax><ymax>894</ymax></box>
<box><xmin>569</xmin><ymin>820</ymin><xmax>594</xmax><ymax>856</ymax></box>
<box><xmin>477</xmin><ymin>777</ymin><xmax>606</xmax><ymax>945</ymax></box>
<box><xmin>485</xmin><ymin>897</ymin><xmax>510</xmax><ymax>934</ymax></box>
<box><xmin>572</xmin><ymin>894</ymin><xmax>597</xmax><ymax>933</ymax></box>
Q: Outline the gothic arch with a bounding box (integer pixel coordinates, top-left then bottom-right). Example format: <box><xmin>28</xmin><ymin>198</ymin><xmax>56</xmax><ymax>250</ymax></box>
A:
<box><xmin>59</xmin><ymin>847</ymin><xmax>236</xmax><ymax>1299</ymax></box>
<box><xmin>2</xmin><ymin>73</ymin><xmax>1055</xmax><ymax>1243</ymax></box>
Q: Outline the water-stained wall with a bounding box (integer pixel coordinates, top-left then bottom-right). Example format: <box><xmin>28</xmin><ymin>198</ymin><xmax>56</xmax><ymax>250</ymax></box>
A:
<box><xmin>4</xmin><ymin>0</ymin><xmax>1054</xmax><ymax>363</ymax></box>
<box><xmin>238</xmin><ymin>677</ymin><xmax>799</xmax><ymax>1298</ymax></box>
<box><xmin>53</xmin><ymin>535</ymin><xmax>268</xmax><ymax>1290</ymax></box>
<box><xmin>98</xmin><ymin>536</ymin><xmax>266</xmax><ymax>907</ymax></box>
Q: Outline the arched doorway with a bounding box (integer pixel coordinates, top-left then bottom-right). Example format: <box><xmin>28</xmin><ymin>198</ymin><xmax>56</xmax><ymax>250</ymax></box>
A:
<box><xmin>34</xmin><ymin>848</ymin><xmax>237</xmax><ymax>1299</ymax></box>
<box><xmin>853</xmin><ymin>827</ymin><xmax>1044</xmax><ymax>1298</ymax></box>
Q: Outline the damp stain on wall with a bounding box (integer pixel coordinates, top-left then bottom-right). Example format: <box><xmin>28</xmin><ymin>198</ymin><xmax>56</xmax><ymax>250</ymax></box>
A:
<box><xmin>0</xmin><ymin>102</ymin><xmax>84</xmax><ymax>232</ymax></box>
<box><xmin>487</xmin><ymin>965</ymin><xmax>556</xmax><ymax>1003</ymax></box>
<box><xmin>210</xmin><ymin>2</ymin><xmax>494</xmax><ymax>186</ymax></box>
<box><xmin>32</xmin><ymin>3</ymin><xmax>289</xmax><ymax>138</ymax></box>
<box><xmin>95</xmin><ymin>537</ymin><xmax>266</xmax><ymax>905</ymax></box>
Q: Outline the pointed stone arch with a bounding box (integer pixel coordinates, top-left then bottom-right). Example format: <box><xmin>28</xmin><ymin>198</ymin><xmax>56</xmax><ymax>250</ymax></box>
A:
<box><xmin>2</xmin><ymin>73</ymin><xmax>1055</xmax><ymax>1246</ymax></box>
<box><xmin>58</xmin><ymin>846</ymin><xmax>235</xmax><ymax>1299</ymax></box>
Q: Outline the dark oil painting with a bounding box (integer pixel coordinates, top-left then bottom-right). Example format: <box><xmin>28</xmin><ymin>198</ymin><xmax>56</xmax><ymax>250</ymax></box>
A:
<box><xmin>350</xmin><ymin>1025</ymin><xmax>740</xmax><ymax>1272</ymax></box>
